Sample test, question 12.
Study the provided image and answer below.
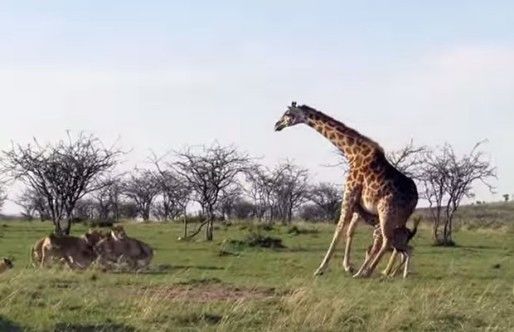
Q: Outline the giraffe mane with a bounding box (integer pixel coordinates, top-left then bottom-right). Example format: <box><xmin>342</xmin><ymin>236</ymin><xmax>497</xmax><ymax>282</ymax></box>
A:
<box><xmin>298</xmin><ymin>104</ymin><xmax>385</xmax><ymax>153</ymax></box>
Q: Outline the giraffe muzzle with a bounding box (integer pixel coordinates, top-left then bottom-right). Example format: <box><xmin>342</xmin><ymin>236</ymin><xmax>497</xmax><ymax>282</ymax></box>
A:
<box><xmin>274</xmin><ymin>120</ymin><xmax>286</xmax><ymax>131</ymax></box>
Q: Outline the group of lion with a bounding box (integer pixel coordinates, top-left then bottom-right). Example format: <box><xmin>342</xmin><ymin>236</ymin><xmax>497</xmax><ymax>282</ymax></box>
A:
<box><xmin>31</xmin><ymin>225</ymin><xmax>153</xmax><ymax>271</ymax></box>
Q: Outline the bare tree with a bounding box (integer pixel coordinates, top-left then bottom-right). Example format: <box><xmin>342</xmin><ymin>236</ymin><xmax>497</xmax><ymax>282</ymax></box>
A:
<box><xmin>216</xmin><ymin>185</ymin><xmax>243</xmax><ymax>220</ymax></box>
<box><xmin>273</xmin><ymin>161</ymin><xmax>310</xmax><ymax>223</ymax></box>
<box><xmin>152</xmin><ymin>169</ymin><xmax>191</xmax><ymax>221</ymax></box>
<box><xmin>307</xmin><ymin>182</ymin><xmax>342</xmax><ymax>222</ymax></box>
<box><xmin>151</xmin><ymin>157</ymin><xmax>192</xmax><ymax>237</ymax></box>
<box><xmin>16</xmin><ymin>187</ymin><xmax>50</xmax><ymax>220</ymax></box>
<box><xmin>2</xmin><ymin>133</ymin><xmax>122</xmax><ymax>234</ymax></box>
<box><xmin>174</xmin><ymin>144</ymin><xmax>250</xmax><ymax>241</ymax></box>
<box><xmin>420</xmin><ymin>142</ymin><xmax>495</xmax><ymax>245</ymax></box>
<box><xmin>245</xmin><ymin>162</ymin><xmax>309</xmax><ymax>223</ymax></box>
<box><xmin>90</xmin><ymin>176</ymin><xmax>123</xmax><ymax>221</ymax></box>
<box><xmin>299</xmin><ymin>203</ymin><xmax>326</xmax><ymax>222</ymax></box>
<box><xmin>0</xmin><ymin>183</ymin><xmax>6</xmax><ymax>213</ymax></box>
<box><xmin>123</xmin><ymin>169</ymin><xmax>160</xmax><ymax>221</ymax></box>
<box><xmin>231</xmin><ymin>199</ymin><xmax>256</xmax><ymax>220</ymax></box>
<box><xmin>73</xmin><ymin>198</ymin><xmax>96</xmax><ymax>220</ymax></box>
<box><xmin>419</xmin><ymin>148</ymin><xmax>448</xmax><ymax>241</ymax></box>
<box><xmin>387</xmin><ymin>139</ymin><xmax>427</xmax><ymax>178</ymax></box>
<box><xmin>245</xmin><ymin>165</ymin><xmax>279</xmax><ymax>221</ymax></box>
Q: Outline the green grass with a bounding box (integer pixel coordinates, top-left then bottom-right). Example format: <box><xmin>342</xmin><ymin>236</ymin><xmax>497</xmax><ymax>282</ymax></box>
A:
<box><xmin>0</xmin><ymin>220</ymin><xmax>513</xmax><ymax>331</ymax></box>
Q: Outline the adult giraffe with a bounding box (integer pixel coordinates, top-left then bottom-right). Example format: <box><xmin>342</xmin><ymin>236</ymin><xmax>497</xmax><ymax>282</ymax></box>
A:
<box><xmin>274</xmin><ymin>102</ymin><xmax>418</xmax><ymax>277</ymax></box>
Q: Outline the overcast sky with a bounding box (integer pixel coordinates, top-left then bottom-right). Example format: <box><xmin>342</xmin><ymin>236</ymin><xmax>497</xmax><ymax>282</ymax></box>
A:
<box><xmin>1</xmin><ymin>1</ymin><xmax>513</xmax><ymax>213</ymax></box>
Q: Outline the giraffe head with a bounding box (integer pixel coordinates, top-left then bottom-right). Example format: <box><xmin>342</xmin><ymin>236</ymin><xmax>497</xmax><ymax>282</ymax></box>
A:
<box><xmin>274</xmin><ymin>101</ymin><xmax>309</xmax><ymax>131</ymax></box>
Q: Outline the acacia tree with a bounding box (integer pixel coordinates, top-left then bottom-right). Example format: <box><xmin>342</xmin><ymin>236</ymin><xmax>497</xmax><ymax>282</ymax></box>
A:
<box><xmin>245</xmin><ymin>165</ymin><xmax>279</xmax><ymax>221</ymax></box>
<box><xmin>273</xmin><ymin>162</ymin><xmax>310</xmax><ymax>223</ymax></box>
<box><xmin>123</xmin><ymin>169</ymin><xmax>160</xmax><ymax>221</ymax></box>
<box><xmin>216</xmin><ymin>185</ymin><xmax>243</xmax><ymax>220</ymax></box>
<box><xmin>3</xmin><ymin>133</ymin><xmax>122</xmax><ymax>234</ymax></box>
<box><xmin>420</xmin><ymin>142</ymin><xmax>495</xmax><ymax>245</ymax></box>
<box><xmin>387</xmin><ymin>139</ymin><xmax>427</xmax><ymax>178</ymax></box>
<box><xmin>90</xmin><ymin>176</ymin><xmax>123</xmax><ymax>221</ymax></box>
<box><xmin>307</xmin><ymin>182</ymin><xmax>342</xmax><ymax>222</ymax></box>
<box><xmin>16</xmin><ymin>187</ymin><xmax>50</xmax><ymax>220</ymax></box>
<box><xmin>419</xmin><ymin>149</ymin><xmax>448</xmax><ymax>241</ymax></box>
<box><xmin>0</xmin><ymin>183</ymin><xmax>6</xmax><ymax>213</ymax></box>
<box><xmin>174</xmin><ymin>144</ymin><xmax>250</xmax><ymax>241</ymax></box>
<box><xmin>152</xmin><ymin>169</ymin><xmax>191</xmax><ymax>222</ymax></box>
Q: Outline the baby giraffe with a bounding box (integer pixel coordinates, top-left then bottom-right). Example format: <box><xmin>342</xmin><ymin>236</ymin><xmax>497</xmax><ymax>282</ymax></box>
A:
<box><xmin>364</xmin><ymin>217</ymin><xmax>421</xmax><ymax>278</ymax></box>
<box><xmin>0</xmin><ymin>257</ymin><xmax>14</xmax><ymax>274</ymax></box>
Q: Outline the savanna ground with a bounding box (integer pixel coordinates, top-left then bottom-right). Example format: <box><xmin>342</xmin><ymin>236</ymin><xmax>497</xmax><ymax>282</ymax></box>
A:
<box><xmin>0</xmin><ymin>206</ymin><xmax>513</xmax><ymax>331</ymax></box>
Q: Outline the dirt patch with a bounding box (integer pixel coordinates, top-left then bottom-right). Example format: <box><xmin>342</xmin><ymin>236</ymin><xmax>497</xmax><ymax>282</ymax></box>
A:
<box><xmin>135</xmin><ymin>282</ymin><xmax>276</xmax><ymax>302</ymax></box>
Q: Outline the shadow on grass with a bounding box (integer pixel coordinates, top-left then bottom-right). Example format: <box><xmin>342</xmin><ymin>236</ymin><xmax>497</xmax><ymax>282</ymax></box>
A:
<box><xmin>54</xmin><ymin>322</ymin><xmax>136</xmax><ymax>332</ymax></box>
<box><xmin>103</xmin><ymin>264</ymin><xmax>224</xmax><ymax>275</ymax></box>
<box><xmin>0</xmin><ymin>316</ymin><xmax>22</xmax><ymax>332</ymax></box>
<box><xmin>460</xmin><ymin>245</ymin><xmax>499</xmax><ymax>250</ymax></box>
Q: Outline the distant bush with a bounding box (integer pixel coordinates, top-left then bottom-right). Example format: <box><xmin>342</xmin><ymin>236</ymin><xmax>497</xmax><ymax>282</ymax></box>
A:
<box><xmin>243</xmin><ymin>232</ymin><xmax>284</xmax><ymax>248</ymax></box>
<box><xmin>287</xmin><ymin>225</ymin><xmax>319</xmax><ymax>236</ymax></box>
<box><xmin>85</xmin><ymin>219</ymin><xmax>115</xmax><ymax>228</ymax></box>
<box><xmin>222</xmin><ymin>231</ymin><xmax>285</xmax><ymax>251</ymax></box>
<box><xmin>238</xmin><ymin>223</ymin><xmax>274</xmax><ymax>232</ymax></box>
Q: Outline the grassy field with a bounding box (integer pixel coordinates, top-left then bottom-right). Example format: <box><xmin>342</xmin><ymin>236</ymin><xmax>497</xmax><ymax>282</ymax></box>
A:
<box><xmin>0</xmin><ymin>219</ymin><xmax>513</xmax><ymax>331</ymax></box>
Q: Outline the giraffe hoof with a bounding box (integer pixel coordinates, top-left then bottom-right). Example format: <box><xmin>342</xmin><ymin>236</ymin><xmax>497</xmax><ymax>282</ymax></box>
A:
<box><xmin>313</xmin><ymin>268</ymin><xmax>324</xmax><ymax>276</ymax></box>
<box><xmin>352</xmin><ymin>272</ymin><xmax>364</xmax><ymax>279</ymax></box>
<box><xmin>343</xmin><ymin>264</ymin><xmax>354</xmax><ymax>274</ymax></box>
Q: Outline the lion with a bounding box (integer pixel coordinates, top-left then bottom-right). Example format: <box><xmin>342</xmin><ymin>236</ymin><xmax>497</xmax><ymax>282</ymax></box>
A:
<box><xmin>0</xmin><ymin>258</ymin><xmax>13</xmax><ymax>274</ymax></box>
<box><xmin>31</xmin><ymin>237</ymin><xmax>46</xmax><ymax>267</ymax></box>
<box><xmin>39</xmin><ymin>229</ymin><xmax>107</xmax><ymax>269</ymax></box>
<box><xmin>95</xmin><ymin>225</ymin><xmax>153</xmax><ymax>271</ymax></box>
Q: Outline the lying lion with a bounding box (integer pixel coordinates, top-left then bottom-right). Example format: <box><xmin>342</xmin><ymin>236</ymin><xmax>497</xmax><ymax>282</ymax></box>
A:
<box><xmin>37</xmin><ymin>229</ymin><xmax>107</xmax><ymax>269</ymax></box>
<box><xmin>95</xmin><ymin>225</ymin><xmax>153</xmax><ymax>271</ymax></box>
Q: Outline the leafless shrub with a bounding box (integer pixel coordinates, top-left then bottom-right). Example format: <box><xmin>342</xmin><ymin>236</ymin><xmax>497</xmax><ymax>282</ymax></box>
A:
<box><xmin>419</xmin><ymin>141</ymin><xmax>496</xmax><ymax>245</ymax></box>
<box><xmin>386</xmin><ymin>139</ymin><xmax>427</xmax><ymax>179</ymax></box>
<box><xmin>245</xmin><ymin>161</ymin><xmax>309</xmax><ymax>223</ymax></box>
<box><xmin>123</xmin><ymin>169</ymin><xmax>160</xmax><ymax>221</ymax></box>
<box><xmin>306</xmin><ymin>182</ymin><xmax>342</xmax><ymax>222</ymax></box>
<box><xmin>2</xmin><ymin>132</ymin><xmax>123</xmax><ymax>234</ymax></box>
<box><xmin>173</xmin><ymin>143</ymin><xmax>250</xmax><ymax>241</ymax></box>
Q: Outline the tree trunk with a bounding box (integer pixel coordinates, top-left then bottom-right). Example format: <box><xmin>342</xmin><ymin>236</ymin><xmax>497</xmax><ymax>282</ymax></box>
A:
<box><xmin>143</xmin><ymin>206</ymin><xmax>150</xmax><ymax>221</ymax></box>
<box><xmin>63</xmin><ymin>218</ymin><xmax>72</xmax><ymax>235</ymax></box>
<box><xmin>53</xmin><ymin>220</ymin><xmax>62</xmax><ymax>235</ymax></box>
<box><xmin>446</xmin><ymin>217</ymin><xmax>453</xmax><ymax>245</ymax></box>
<box><xmin>433</xmin><ymin>216</ymin><xmax>440</xmax><ymax>243</ymax></box>
<box><xmin>206</xmin><ymin>219</ymin><xmax>214</xmax><ymax>241</ymax></box>
<box><xmin>183</xmin><ymin>215</ymin><xmax>188</xmax><ymax>238</ymax></box>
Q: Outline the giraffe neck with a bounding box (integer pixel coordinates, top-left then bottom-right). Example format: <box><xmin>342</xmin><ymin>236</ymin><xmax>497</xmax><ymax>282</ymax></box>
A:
<box><xmin>304</xmin><ymin>108</ymin><xmax>382</xmax><ymax>164</ymax></box>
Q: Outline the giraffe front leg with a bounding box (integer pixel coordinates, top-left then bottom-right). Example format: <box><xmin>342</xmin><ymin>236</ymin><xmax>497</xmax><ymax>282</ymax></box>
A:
<box><xmin>342</xmin><ymin>213</ymin><xmax>360</xmax><ymax>273</ymax></box>
<box><xmin>314</xmin><ymin>193</ymin><xmax>356</xmax><ymax>276</ymax></box>
<box><xmin>313</xmin><ymin>218</ymin><xmax>345</xmax><ymax>276</ymax></box>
